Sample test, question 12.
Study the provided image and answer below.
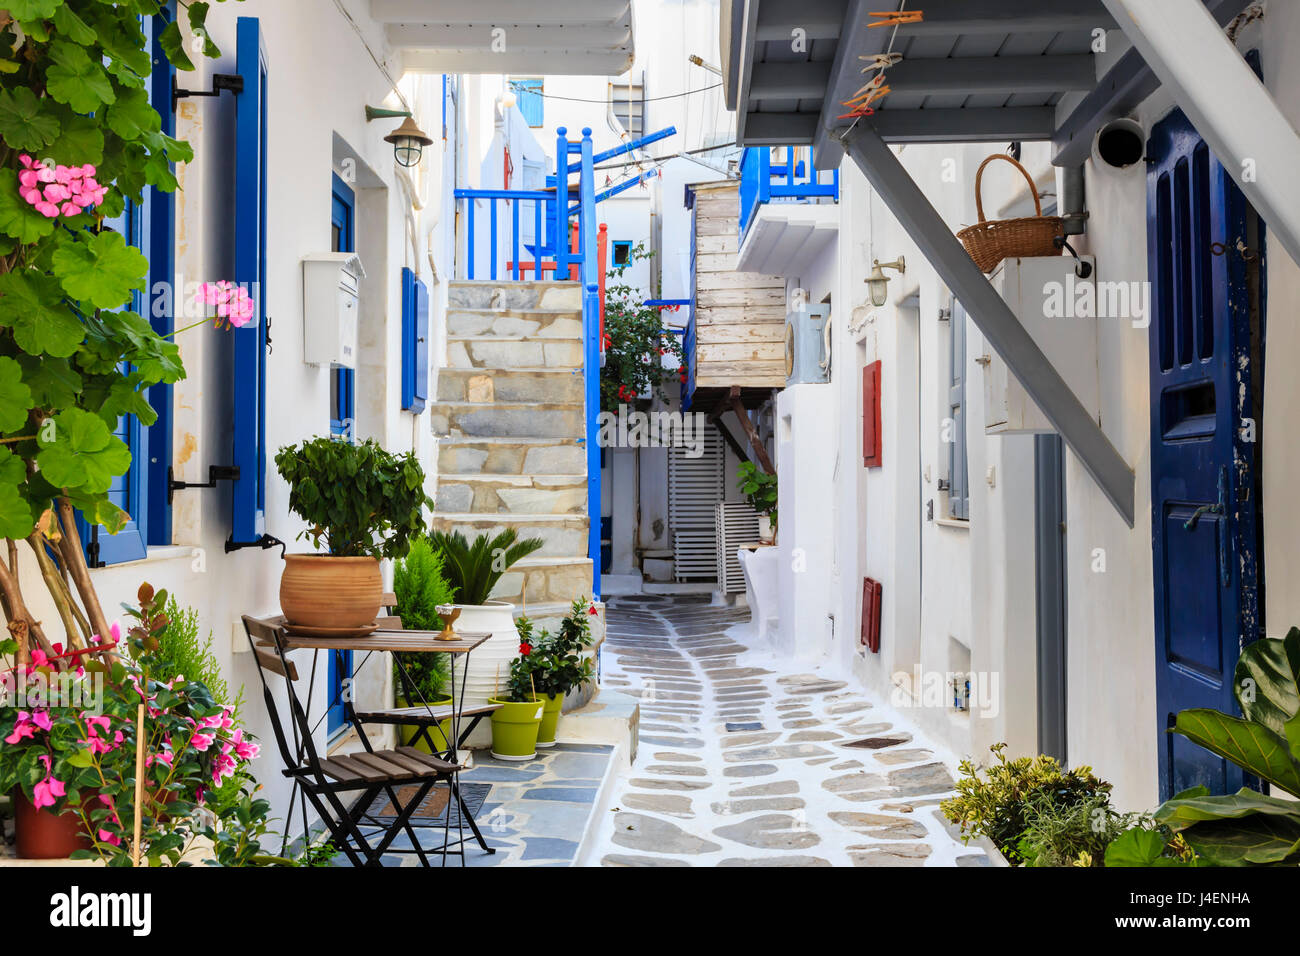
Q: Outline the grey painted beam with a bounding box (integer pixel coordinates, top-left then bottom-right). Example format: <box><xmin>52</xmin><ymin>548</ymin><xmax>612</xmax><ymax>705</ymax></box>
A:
<box><xmin>749</xmin><ymin>61</ymin><xmax>832</xmax><ymax>100</ymax></box>
<box><xmin>889</xmin><ymin>0</ymin><xmax>1117</xmax><ymax>36</ymax></box>
<box><xmin>734</xmin><ymin>0</ymin><xmax>762</xmax><ymax>142</ymax></box>
<box><xmin>839</xmin><ymin>123</ymin><xmax>1135</xmax><ymax>525</ymax></box>
<box><xmin>887</xmin><ymin>55</ymin><xmax>1096</xmax><ymax>96</ymax></box>
<box><xmin>811</xmin><ymin>0</ymin><xmax>880</xmax><ymax>169</ymax></box>
<box><xmin>754</xmin><ymin>0</ymin><xmax>844</xmax><ymax>40</ymax></box>
<box><xmin>743</xmin><ymin>111</ymin><xmax>818</xmax><ymax>144</ymax></box>
<box><xmin>870</xmin><ymin>107</ymin><xmax>1056</xmax><ymax>143</ymax></box>
<box><xmin>1052</xmin><ymin>0</ymin><xmax>1240</xmax><ymax>166</ymax></box>
<box><xmin>722</xmin><ymin>0</ymin><xmax>745</xmax><ymax>111</ymax></box>
<box><xmin>371</xmin><ymin>0</ymin><xmax>630</xmax><ymax>21</ymax></box>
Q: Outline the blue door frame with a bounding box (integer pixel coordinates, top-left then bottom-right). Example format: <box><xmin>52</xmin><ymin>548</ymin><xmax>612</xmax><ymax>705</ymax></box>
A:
<box><xmin>1147</xmin><ymin>108</ymin><xmax>1266</xmax><ymax>800</ymax></box>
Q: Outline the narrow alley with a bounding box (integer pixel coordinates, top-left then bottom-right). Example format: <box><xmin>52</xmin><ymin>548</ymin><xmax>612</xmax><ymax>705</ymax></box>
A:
<box><xmin>590</xmin><ymin>596</ymin><xmax>987</xmax><ymax>867</ymax></box>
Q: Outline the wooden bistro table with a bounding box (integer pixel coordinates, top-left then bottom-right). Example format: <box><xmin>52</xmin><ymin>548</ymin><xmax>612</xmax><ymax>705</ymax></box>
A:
<box><xmin>249</xmin><ymin>616</ymin><xmax>495</xmax><ymax>865</ymax></box>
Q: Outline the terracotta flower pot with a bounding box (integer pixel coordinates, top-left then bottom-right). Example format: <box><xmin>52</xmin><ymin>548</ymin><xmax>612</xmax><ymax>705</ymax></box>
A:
<box><xmin>13</xmin><ymin>791</ymin><xmax>91</xmax><ymax>860</ymax></box>
<box><xmin>279</xmin><ymin>554</ymin><xmax>382</xmax><ymax>629</ymax></box>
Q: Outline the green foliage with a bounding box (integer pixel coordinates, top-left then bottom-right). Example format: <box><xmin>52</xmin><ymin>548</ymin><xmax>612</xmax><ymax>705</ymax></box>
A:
<box><xmin>1103</xmin><ymin>825</ymin><xmax>1196</xmax><ymax>867</ymax></box>
<box><xmin>736</xmin><ymin>460</ymin><xmax>777</xmax><ymax>519</ymax></box>
<box><xmin>392</xmin><ymin>535</ymin><xmax>454</xmax><ymax>701</ymax></box>
<box><xmin>428</xmin><ymin>528</ymin><xmax>545</xmax><ymax>606</ymax></box>
<box><xmin>1014</xmin><ymin>788</ymin><xmax>1145</xmax><ymax>867</ymax></box>
<box><xmin>0</xmin><ymin>0</ymin><xmax>238</xmax><ymax>545</ymax></box>
<box><xmin>274</xmin><ymin>437</ymin><xmax>433</xmax><ymax>560</ymax></box>
<box><xmin>516</xmin><ymin>597</ymin><xmax>597</xmax><ymax>700</ymax></box>
<box><xmin>149</xmin><ymin>595</ymin><xmax>243</xmax><ymax>725</ymax></box>
<box><xmin>940</xmin><ymin>743</ymin><xmax>1112</xmax><ymax>863</ymax></box>
<box><xmin>599</xmin><ymin>242</ymin><xmax>685</xmax><ymax>413</ymax></box>
<box><xmin>1146</xmin><ymin>628</ymin><xmax>1300</xmax><ymax>866</ymax></box>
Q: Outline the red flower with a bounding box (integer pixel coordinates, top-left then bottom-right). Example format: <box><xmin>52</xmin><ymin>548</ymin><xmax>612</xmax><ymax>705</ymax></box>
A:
<box><xmin>587</xmin><ymin>605</ymin><xmax>599</xmax><ymax>617</ymax></box>
<box><xmin>679</xmin><ymin>373</ymin><xmax>687</xmax><ymax>383</ymax></box>
<box><xmin>519</xmin><ymin>642</ymin><xmax>532</xmax><ymax>656</ymax></box>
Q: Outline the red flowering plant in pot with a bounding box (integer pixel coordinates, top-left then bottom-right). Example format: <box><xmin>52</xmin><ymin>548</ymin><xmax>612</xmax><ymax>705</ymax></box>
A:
<box><xmin>0</xmin><ymin>583</ymin><xmax>273</xmax><ymax>865</ymax></box>
<box><xmin>599</xmin><ymin>243</ymin><xmax>685</xmax><ymax>414</ymax></box>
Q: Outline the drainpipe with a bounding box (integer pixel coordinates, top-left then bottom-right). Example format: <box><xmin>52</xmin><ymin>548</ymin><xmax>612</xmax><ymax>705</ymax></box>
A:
<box><xmin>1061</xmin><ymin>165</ymin><xmax>1087</xmax><ymax>237</ymax></box>
<box><xmin>1100</xmin><ymin>0</ymin><xmax>1300</xmax><ymax>266</ymax></box>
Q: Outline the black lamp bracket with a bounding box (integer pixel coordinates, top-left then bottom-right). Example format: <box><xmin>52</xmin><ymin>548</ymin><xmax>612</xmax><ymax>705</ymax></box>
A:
<box><xmin>172</xmin><ymin>73</ymin><xmax>244</xmax><ymax>111</ymax></box>
<box><xmin>168</xmin><ymin>464</ymin><xmax>240</xmax><ymax>505</ymax></box>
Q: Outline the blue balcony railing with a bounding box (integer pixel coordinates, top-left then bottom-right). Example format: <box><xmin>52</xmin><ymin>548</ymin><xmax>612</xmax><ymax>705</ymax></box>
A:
<box><xmin>738</xmin><ymin>145</ymin><xmax>840</xmax><ymax>240</ymax></box>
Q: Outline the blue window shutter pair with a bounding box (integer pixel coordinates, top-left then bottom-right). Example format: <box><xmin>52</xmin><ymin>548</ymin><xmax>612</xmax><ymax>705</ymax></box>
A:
<box><xmin>401</xmin><ymin>268</ymin><xmax>429</xmax><ymax>413</ymax></box>
<box><xmin>948</xmin><ymin>299</ymin><xmax>970</xmax><ymax>520</ymax></box>
<box><xmin>516</xmin><ymin>78</ymin><xmax>544</xmax><ymax>128</ymax></box>
<box><xmin>231</xmin><ymin>17</ymin><xmax>269</xmax><ymax>545</ymax></box>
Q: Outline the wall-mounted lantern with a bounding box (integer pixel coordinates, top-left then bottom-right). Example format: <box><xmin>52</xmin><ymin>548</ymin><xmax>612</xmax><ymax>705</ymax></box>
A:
<box><xmin>365</xmin><ymin>106</ymin><xmax>433</xmax><ymax>168</ymax></box>
<box><xmin>865</xmin><ymin>256</ymin><xmax>906</xmax><ymax>307</ymax></box>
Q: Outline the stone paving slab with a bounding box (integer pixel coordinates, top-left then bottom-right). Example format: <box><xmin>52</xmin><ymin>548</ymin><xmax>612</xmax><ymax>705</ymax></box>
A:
<box><xmin>589</xmin><ymin>596</ymin><xmax>983</xmax><ymax>868</ymax></box>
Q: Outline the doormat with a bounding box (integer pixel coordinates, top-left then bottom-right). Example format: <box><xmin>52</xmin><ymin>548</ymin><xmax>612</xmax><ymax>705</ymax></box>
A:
<box><xmin>361</xmin><ymin>782</ymin><xmax>493</xmax><ymax>827</ymax></box>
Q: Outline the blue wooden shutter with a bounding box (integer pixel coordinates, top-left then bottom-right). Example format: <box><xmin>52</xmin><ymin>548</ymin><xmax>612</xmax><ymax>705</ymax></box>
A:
<box><xmin>401</xmin><ymin>268</ymin><xmax>429</xmax><ymax>413</ymax></box>
<box><xmin>231</xmin><ymin>17</ymin><xmax>269</xmax><ymax>545</ymax></box>
<box><xmin>948</xmin><ymin>299</ymin><xmax>969</xmax><ymax>520</ymax></box>
<box><xmin>516</xmin><ymin>78</ymin><xmax>543</xmax><ymax>127</ymax></box>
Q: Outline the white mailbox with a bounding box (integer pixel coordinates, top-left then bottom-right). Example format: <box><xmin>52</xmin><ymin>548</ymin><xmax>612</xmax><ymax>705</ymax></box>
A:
<box><xmin>981</xmin><ymin>255</ymin><xmax>1100</xmax><ymax>435</ymax></box>
<box><xmin>302</xmin><ymin>252</ymin><xmax>365</xmax><ymax>368</ymax></box>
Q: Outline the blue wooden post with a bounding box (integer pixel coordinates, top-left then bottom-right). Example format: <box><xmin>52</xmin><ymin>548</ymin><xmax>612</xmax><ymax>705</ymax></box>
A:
<box><xmin>554</xmin><ymin>127</ymin><xmax>570</xmax><ymax>279</ymax></box>
<box><xmin>466</xmin><ymin>197</ymin><xmax>475</xmax><ymax>280</ymax></box>
<box><xmin>489</xmin><ymin>199</ymin><xmax>498</xmax><ymax>280</ymax></box>
<box><xmin>578</xmin><ymin>128</ymin><xmax>601</xmax><ymax>599</ymax></box>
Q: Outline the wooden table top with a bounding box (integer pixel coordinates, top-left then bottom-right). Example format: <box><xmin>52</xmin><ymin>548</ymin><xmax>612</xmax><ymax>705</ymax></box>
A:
<box><xmin>258</xmin><ymin>616</ymin><xmax>491</xmax><ymax>654</ymax></box>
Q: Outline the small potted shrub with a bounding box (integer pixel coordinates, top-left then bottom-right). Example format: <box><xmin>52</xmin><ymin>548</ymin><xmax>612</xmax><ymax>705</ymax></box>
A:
<box><xmin>488</xmin><ymin>639</ymin><xmax>544</xmax><ymax>761</ymax></box>
<box><xmin>737</xmin><ymin>461</ymin><xmax>778</xmax><ymax>543</ymax></box>
<box><xmin>428</xmin><ymin>529</ymin><xmax>544</xmax><ymax>707</ymax></box>
<box><xmin>392</xmin><ymin>537</ymin><xmax>455</xmax><ymax>752</ymax></box>
<box><xmin>275</xmin><ymin>438</ymin><xmax>431</xmax><ymax>631</ymax></box>
<box><xmin>526</xmin><ymin>598</ymin><xmax>599</xmax><ymax>747</ymax></box>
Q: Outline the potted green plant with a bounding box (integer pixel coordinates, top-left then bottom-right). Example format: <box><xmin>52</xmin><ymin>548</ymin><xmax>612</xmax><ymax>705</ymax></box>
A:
<box><xmin>488</xmin><ymin>637</ymin><xmax>545</xmax><ymax>761</ymax></box>
<box><xmin>427</xmin><ymin>529</ymin><xmax>544</xmax><ymax>707</ymax></box>
<box><xmin>737</xmin><ymin>461</ymin><xmax>778</xmax><ymax>543</ymax></box>
<box><xmin>599</xmin><ymin>243</ymin><xmax>686</xmax><ymax>413</ymax></box>
<box><xmin>391</xmin><ymin>536</ymin><xmax>455</xmax><ymax>752</ymax></box>
<box><xmin>0</xmin><ymin>583</ymin><xmax>274</xmax><ymax>865</ymax></box>
<box><xmin>526</xmin><ymin>597</ymin><xmax>599</xmax><ymax>747</ymax></box>
<box><xmin>275</xmin><ymin>438</ymin><xmax>432</xmax><ymax>631</ymax></box>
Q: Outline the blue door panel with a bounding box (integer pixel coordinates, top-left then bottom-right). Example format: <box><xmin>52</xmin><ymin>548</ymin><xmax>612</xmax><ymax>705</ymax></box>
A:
<box><xmin>1147</xmin><ymin>108</ymin><xmax>1263</xmax><ymax>800</ymax></box>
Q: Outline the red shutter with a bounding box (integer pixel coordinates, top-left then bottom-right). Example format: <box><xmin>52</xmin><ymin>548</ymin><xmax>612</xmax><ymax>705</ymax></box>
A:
<box><xmin>860</xmin><ymin>577</ymin><xmax>882</xmax><ymax>653</ymax></box>
<box><xmin>863</xmin><ymin>360</ymin><xmax>882</xmax><ymax>467</ymax></box>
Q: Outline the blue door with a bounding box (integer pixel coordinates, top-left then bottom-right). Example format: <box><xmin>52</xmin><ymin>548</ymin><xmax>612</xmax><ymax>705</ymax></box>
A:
<box><xmin>1146</xmin><ymin>109</ymin><xmax>1265</xmax><ymax>800</ymax></box>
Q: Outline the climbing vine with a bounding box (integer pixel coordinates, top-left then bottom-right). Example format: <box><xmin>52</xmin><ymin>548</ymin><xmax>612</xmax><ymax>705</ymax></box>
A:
<box><xmin>599</xmin><ymin>242</ymin><xmax>686</xmax><ymax>414</ymax></box>
<box><xmin>0</xmin><ymin>0</ymin><xmax>235</xmax><ymax>663</ymax></box>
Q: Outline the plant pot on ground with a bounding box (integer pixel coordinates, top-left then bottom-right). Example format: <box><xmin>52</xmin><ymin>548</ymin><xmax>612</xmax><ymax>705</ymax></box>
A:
<box><xmin>275</xmin><ymin>438</ymin><xmax>432</xmax><ymax>630</ymax></box>
<box><xmin>489</xmin><ymin>641</ymin><xmax>547</xmax><ymax>760</ymax></box>
<box><xmin>428</xmin><ymin>529</ymin><xmax>545</xmax><ymax>708</ymax></box>
<box><xmin>738</xmin><ymin>462</ymin><xmax>777</xmax><ymax>543</ymax></box>
<box><xmin>12</xmin><ymin>791</ymin><xmax>91</xmax><ymax>859</ymax></box>
<box><xmin>519</xmin><ymin>598</ymin><xmax>599</xmax><ymax>747</ymax></box>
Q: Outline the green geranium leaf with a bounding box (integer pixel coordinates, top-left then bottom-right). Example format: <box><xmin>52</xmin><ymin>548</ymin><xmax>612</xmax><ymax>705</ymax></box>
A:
<box><xmin>9</xmin><ymin>0</ymin><xmax>62</xmax><ymax>21</ymax></box>
<box><xmin>0</xmin><ymin>86</ymin><xmax>61</xmax><ymax>151</ymax></box>
<box><xmin>46</xmin><ymin>111</ymin><xmax>105</xmax><ymax>165</ymax></box>
<box><xmin>0</xmin><ymin>356</ymin><xmax>34</xmax><ymax>433</ymax></box>
<box><xmin>106</xmin><ymin>86</ymin><xmax>161</xmax><ymax>140</ymax></box>
<box><xmin>52</xmin><ymin>230</ymin><xmax>148</xmax><ymax>310</ymax></box>
<box><xmin>0</xmin><ymin>447</ymin><xmax>25</xmax><ymax>486</ymax></box>
<box><xmin>188</xmin><ymin>2</ymin><xmax>221</xmax><ymax>58</ymax></box>
<box><xmin>161</xmin><ymin>132</ymin><xmax>194</xmax><ymax>165</ymax></box>
<box><xmin>96</xmin><ymin>12</ymin><xmax>152</xmax><ymax>81</ymax></box>
<box><xmin>51</xmin><ymin>3</ymin><xmax>96</xmax><ymax>45</ymax></box>
<box><xmin>17</xmin><ymin>353</ymin><xmax>82</xmax><ymax>408</ymax></box>
<box><xmin>158</xmin><ymin>20</ymin><xmax>196</xmax><ymax>72</ymax></box>
<box><xmin>0</xmin><ymin>173</ymin><xmax>57</xmax><ymax>243</ymax></box>
<box><xmin>36</xmin><ymin>407</ymin><xmax>131</xmax><ymax>494</ymax></box>
<box><xmin>0</xmin><ymin>479</ymin><xmax>36</xmax><ymax>541</ymax></box>
<box><xmin>0</xmin><ymin>269</ymin><xmax>84</xmax><ymax>357</ymax></box>
<box><xmin>46</xmin><ymin>40</ymin><xmax>116</xmax><ymax>113</ymax></box>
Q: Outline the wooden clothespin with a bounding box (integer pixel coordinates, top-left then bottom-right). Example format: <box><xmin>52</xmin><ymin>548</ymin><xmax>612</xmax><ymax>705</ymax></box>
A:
<box><xmin>868</xmin><ymin>9</ymin><xmax>923</xmax><ymax>28</ymax></box>
<box><xmin>845</xmin><ymin>72</ymin><xmax>889</xmax><ymax>105</ymax></box>
<box><xmin>859</xmin><ymin>52</ymin><xmax>903</xmax><ymax>72</ymax></box>
<box><xmin>836</xmin><ymin>105</ymin><xmax>877</xmax><ymax>120</ymax></box>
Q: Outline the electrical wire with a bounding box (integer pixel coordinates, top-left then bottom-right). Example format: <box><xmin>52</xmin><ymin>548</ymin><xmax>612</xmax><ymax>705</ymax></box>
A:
<box><xmin>331</xmin><ymin>0</ymin><xmax>412</xmax><ymax>113</ymax></box>
<box><xmin>514</xmin><ymin>83</ymin><xmax>723</xmax><ymax>104</ymax></box>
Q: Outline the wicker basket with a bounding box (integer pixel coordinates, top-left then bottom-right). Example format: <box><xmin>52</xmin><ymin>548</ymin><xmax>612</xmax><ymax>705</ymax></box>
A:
<box><xmin>956</xmin><ymin>154</ymin><xmax>1063</xmax><ymax>273</ymax></box>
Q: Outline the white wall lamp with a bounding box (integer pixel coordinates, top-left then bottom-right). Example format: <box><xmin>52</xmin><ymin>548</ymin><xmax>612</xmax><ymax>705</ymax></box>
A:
<box><xmin>865</xmin><ymin>256</ymin><xmax>906</xmax><ymax>307</ymax></box>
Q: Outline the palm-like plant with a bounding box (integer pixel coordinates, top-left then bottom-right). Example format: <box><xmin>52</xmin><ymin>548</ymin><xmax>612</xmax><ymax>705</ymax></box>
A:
<box><xmin>429</xmin><ymin>529</ymin><xmax>545</xmax><ymax>605</ymax></box>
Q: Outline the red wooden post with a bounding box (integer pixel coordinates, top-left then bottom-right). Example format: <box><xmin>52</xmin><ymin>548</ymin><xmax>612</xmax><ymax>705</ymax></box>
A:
<box><xmin>568</xmin><ymin>221</ymin><xmax>580</xmax><ymax>281</ymax></box>
<box><xmin>597</xmin><ymin>223</ymin><xmax>608</xmax><ymax>344</ymax></box>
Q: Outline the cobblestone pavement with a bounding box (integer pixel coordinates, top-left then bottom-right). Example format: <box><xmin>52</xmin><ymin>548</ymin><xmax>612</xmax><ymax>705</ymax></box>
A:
<box><xmin>591</xmin><ymin>594</ymin><xmax>988</xmax><ymax>867</ymax></box>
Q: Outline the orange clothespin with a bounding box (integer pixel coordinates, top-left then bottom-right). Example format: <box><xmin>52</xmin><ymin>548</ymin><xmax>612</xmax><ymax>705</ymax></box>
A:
<box><xmin>836</xmin><ymin>105</ymin><xmax>876</xmax><ymax>120</ymax></box>
<box><xmin>868</xmin><ymin>10</ymin><xmax>923</xmax><ymax>28</ymax></box>
<box><xmin>845</xmin><ymin>71</ymin><xmax>889</xmax><ymax>104</ymax></box>
<box><xmin>842</xmin><ymin>84</ymin><xmax>891</xmax><ymax>111</ymax></box>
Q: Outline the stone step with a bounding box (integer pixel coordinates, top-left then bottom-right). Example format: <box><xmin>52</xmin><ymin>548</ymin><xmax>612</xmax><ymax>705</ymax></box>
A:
<box><xmin>438</xmin><ymin>438</ymin><xmax>587</xmax><ymax>476</ymax></box>
<box><xmin>490</xmin><ymin>556</ymin><xmax>596</xmax><ymax>606</ymax></box>
<box><xmin>432</xmin><ymin>401</ymin><xmax>583</xmax><ymax>440</ymax></box>
<box><xmin>436</xmin><ymin>367</ymin><xmax>583</xmax><ymax>404</ymax></box>
<box><xmin>446</xmin><ymin>336</ymin><xmax>583</xmax><ymax>371</ymax></box>
<box><xmin>447</xmin><ymin>309</ymin><xmax>582</xmax><ymax>339</ymax></box>
<box><xmin>435</xmin><ymin>474</ymin><xmax>588</xmax><ymax>515</ymax></box>
<box><xmin>448</xmin><ymin>279</ymin><xmax>582</xmax><ymax>312</ymax></box>
<box><xmin>431</xmin><ymin>513</ymin><xmax>589</xmax><ymax>559</ymax></box>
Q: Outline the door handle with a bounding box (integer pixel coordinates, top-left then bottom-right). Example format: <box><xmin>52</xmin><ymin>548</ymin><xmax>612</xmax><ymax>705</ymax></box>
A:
<box><xmin>1183</xmin><ymin>466</ymin><xmax>1230</xmax><ymax>586</ymax></box>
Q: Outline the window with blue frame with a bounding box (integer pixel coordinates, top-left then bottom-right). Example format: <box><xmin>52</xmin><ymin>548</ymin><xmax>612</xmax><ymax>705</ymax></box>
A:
<box><xmin>330</xmin><ymin>173</ymin><xmax>356</xmax><ymax>441</ymax></box>
<box><xmin>513</xmin><ymin>78</ymin><xmax>543</xmax><ymax>128</ymax></box>
<box><xmin>81</xmin><ymin>11</ymin><xmax>175</xmax><ymax>566</ymax></box>
<box><xmin>612</xmin><ymin>240</ymin><xmax>632</xmax><ymax>267</ymax></box>
<box><xmin>401</xmin><ymin>267</ymin><xmax>429</xmax><ymax>413</ymax></box>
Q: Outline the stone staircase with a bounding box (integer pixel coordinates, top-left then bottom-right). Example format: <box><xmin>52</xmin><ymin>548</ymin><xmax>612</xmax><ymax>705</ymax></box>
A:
<box><xmin>433</xmin><ymin>279</ymin><xmax>594</xmax><ymax>631</ymax></box>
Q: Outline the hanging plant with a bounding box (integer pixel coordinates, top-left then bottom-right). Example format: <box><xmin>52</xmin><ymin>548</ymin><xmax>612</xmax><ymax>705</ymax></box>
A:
<box><xmin>0</xmin><ymin>0</ymin><xmax>239</xmax><ymax>665</ymax></box>
<box><xmin>599</xmin><ymin>242</ymin><xmax>685</xmax><ymax>414</ymax></box>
